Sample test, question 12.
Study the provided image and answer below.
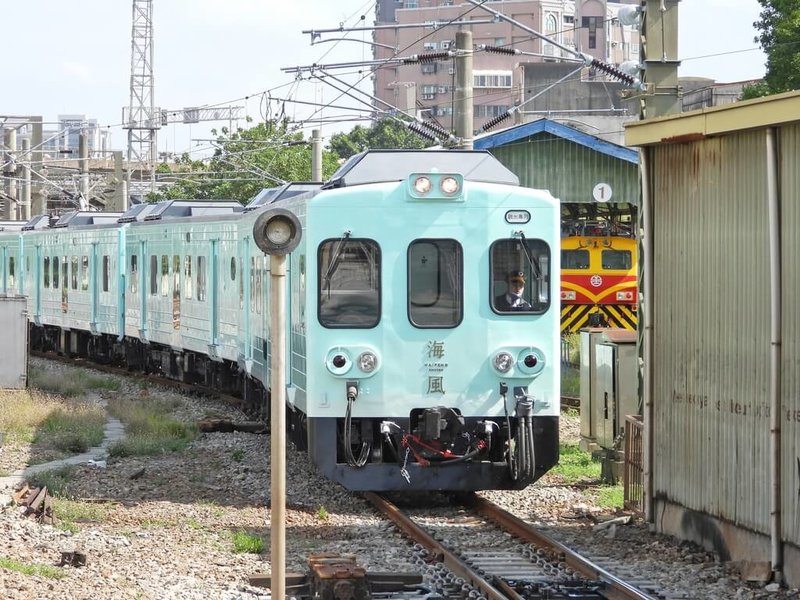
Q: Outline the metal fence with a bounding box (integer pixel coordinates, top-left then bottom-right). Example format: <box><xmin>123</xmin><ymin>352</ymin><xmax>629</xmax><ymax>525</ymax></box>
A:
<box><xmin>623</xmin><ymin>414</ymin><xmax>644</xmax><ymax>513</ymax></box>
<box><xmin>560</xmin><ymin>335</ymin><xmax>579</xmax><ymax>368</ymax></box>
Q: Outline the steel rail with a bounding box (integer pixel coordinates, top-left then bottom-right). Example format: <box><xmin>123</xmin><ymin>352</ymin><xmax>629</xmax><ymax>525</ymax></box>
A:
<box><xmin>362</xmin><ymin>492</ymin><xmax>520</xmax><ymax>600</ymax></box>
<box><xmin>468</xmin><ymin>495</ymin><xmax>659</xmax><ymax>600</ymax></box>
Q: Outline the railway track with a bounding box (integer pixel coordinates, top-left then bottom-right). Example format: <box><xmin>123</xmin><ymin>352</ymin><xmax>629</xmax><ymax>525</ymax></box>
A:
<box><xmin>364</xmin><ymin>492</ymin><xmax>663</xmax><ymax>600</ymax></box>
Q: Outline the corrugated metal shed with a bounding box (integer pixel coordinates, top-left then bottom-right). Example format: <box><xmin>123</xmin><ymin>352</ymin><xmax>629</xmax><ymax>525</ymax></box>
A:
<box><xmin>474</xmin><ymin>119</ymin><xmax>640</xmax><ymax>207</ymax></box>
<box><xmin>625</xmin><ymin>90</ymin><xmax>800</xmax><ymax>586</ymax></box>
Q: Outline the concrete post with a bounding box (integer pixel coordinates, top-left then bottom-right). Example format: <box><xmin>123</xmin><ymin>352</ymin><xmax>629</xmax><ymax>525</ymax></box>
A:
<box><xmin>311</xmin><ymin>129</ymin><xmax>322</xmax><ymax>182</ymax></box>
<box><xmin>21</xmin><ymin>139</ymin><xmax>31</xmax><ymax>221</ymax></box>
<box><xmin>455</xmin><ymin>31</ymin><xmax>473</xmax><ymax>150</ymax></box>
<box><xmin>4</xmin><ymin>129</ymin><xmax>18</xmax><ymax>219</ymax></box>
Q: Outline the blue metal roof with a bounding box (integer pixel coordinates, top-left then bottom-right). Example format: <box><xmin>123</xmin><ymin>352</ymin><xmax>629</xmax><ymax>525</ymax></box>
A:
<box><xmin>474</xmin><ymin>119</ymin><xmax>639</xmax><ymax>164</ymax></box>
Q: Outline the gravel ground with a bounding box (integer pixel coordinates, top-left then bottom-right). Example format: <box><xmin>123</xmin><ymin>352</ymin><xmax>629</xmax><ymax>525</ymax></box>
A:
<box><xmin>0</xmin><ymin>358</ymin><xmax>797</xmax><ymax>599</ymax></box>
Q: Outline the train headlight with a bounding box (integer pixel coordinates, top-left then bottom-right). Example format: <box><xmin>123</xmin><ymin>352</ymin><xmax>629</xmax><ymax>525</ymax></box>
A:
<box><xmin>493</xmin><ymin>352</ymin><xmax>515</xmax><ymax>373</ymax></box>
<box><xmin>357</xmin><ymin>351</ymin><xmax>378</xmax><ymax>373</ymax></box>
<box><xmin>413</xmin><ymin>176</ymin><xmax>432</xmax><ymax>195</ymax></box>
<box><xmin>561</xmin><ymin>290</ymin><xmax>576</xmax><ymax>301</ymax></box>
<box><xmin>616</xmin><ymin>291</ymin><xmax>634</xmax><ymax>301</ymax></box>
<box><xmin>440</xmin><ymin>176</ymin><xmax>460</xmax><ymax>195</ymax></box>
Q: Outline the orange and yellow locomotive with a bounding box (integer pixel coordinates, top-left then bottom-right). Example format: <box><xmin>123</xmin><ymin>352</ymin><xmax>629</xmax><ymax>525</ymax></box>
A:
<box><xmin>560</xmin><ymin>221</ymin><xmax>637</xmax><ymax>333</ymax></box>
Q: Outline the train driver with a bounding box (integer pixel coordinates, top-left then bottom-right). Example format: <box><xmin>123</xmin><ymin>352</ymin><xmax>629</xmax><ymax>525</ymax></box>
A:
<box><xmin>495</xmin><ymin>270</ymin><xmax>532</xmax><ymax>311</ymax></box>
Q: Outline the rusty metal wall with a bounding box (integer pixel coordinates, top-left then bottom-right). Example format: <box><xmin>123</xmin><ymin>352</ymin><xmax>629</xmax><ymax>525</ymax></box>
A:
<box><xmin>651</xmin><ymin>129</ymin><xmax>774</xmax><ymax>535</ymax></box>
<box><xmin>780</xmin><ymin>123</ymin><xmax>800</xmax><ymax>545</ymax></box>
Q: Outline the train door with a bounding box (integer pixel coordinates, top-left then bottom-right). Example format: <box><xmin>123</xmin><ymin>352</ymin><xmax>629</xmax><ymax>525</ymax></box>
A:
<box><xmin>34</xmin><ymin>245</ymin><xmax>42</xmax><ymax>323</ymax></box>
<box><xmin>240</xmin><ymin>238</ymin><xmax>251</xmax><ymax>361</ymax></box>
<box><xmin>172</xmin><ymin>254</ymin><xmax>181</xmax><ymax>330</ymax></box>
<box><xmin>1</xmin><ymin>246</ymin><xmax>7</xmax><ymax>295</ymax></box>
<box><xmin>209</xmin><ymin>240</ymin><xmax>219</xmax><ymax>352</ymax></box>
<box><xmin>61</xmin><ymin>254</ymin><xmax>68</xmax><ymax>313</ymax></box>
<box><xmin>139</xmin><ymin>241</ymin><xmax>147</xmax><ymax>339</ymax></box>
<box><xmin>89</xmin><ymin>242</ymin><xmax>99</xmax><ymax>333</ymax></box>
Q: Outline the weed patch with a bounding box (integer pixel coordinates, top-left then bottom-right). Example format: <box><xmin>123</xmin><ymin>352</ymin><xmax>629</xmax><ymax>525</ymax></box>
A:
<box><xmin>0</xmin><ymin>556</ymin><xmax>64</xmax><ymax>579</ymax></box>
<box><xmin>231</xmin><ymin>530</ymin><xmax>264</xmax><ymax>554</ymax></box>
<box><xmin>550</xmin><ymin>443</ymin><xmax>600</xmax><ymax>484</ymax></box>
<box><xmin>106</xmin><ymin>396</ymin><xmax>196</xmax><ymax>457</ymax></box>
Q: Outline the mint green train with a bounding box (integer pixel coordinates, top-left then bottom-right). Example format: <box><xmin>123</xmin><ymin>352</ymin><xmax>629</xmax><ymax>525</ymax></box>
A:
<box><xmin>0</xmin><ymin>150</ymin><xmax>560</xmax><ymax>491</ymax></box>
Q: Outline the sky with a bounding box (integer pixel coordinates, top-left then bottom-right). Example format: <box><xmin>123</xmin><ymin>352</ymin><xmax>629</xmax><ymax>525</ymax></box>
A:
<box><xmin>2</xmin><ymin>0</ymin><xmax>767</xmax><ymax>157</ymax></box>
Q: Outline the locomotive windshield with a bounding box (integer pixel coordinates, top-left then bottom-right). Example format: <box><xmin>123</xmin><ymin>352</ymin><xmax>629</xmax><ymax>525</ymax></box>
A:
<box><xmin>318</xmin><ymin>238</ymin><xmax>380</xmax><ymax>328</ymax></box>
<box><xmin>407</xmin><ymin>239</ymin><xmax>463</xmax><ymax>328</ymax></box>
<box><xmin>491</xmin><ymin>239</ymin><xmax>551</xmax><ymax>314</ymax></box>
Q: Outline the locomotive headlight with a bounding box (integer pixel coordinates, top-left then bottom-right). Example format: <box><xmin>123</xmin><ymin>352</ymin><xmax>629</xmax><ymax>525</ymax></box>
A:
<box><xmin>561</xmin><ymin>290</ymin><xmax>576</xmax><ymax>301</ymax></box>
<box><xmin>440</xmin><ymin>176</ymin><xmax>460</xmax><ymax>195</ymax></box>
<box><xmin>616</xmin><ymin>291</ymin><xmax>633</xmax><ymax>301</ymax></box>
<box><xmin>357</xmin><ymin>351</ymin><xmax>378</xmax><ymax>373</ymax></box>
<box><xmin>413</xmin><ymin>176</ymin><xmax>432</xmax><ymax>194</ymax></box>
<box><xmin>493</xmin><ymin>352</ymin><xmax>515</xmax><ymax>373</ymax></box>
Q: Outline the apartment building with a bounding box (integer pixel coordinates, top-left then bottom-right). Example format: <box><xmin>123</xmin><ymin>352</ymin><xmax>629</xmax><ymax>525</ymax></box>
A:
<box><xmin>372</xmin><ymin>0</ymin><xmax>641</xmax><ymax>132</ymax></box>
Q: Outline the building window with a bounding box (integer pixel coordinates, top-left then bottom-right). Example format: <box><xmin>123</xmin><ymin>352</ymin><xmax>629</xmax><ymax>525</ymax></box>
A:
<box><xmin>475</xmin><ymin>104</ymin><xmax>509</xmax><ymax>118</ymax></box>
<box><xmin>421</xmin><ymin>63</ymin><xmax>437</xmax><ymax>74</ymax></box>
<box><xmin>404</xmin><ymin>0</ymin><xmax>417</xmax><ymax>7</ymax></box>
<box><xmin>494</xmin><ymin>37</ymin><xmax>505</xmax><ymax>46</ymax></box>
<box><xmin>582</xmin><ymin>16</ymin><xmax>601</xmax><ymax>49</ymax></box>
<box><xmin>473</xmin><ymin>71</ymin><xmax>512</xmax><ymax>88</ymax></box>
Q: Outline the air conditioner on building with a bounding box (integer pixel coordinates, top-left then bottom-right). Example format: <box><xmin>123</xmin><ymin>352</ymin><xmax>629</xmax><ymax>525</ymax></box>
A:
<box><xmin>448</xmin><ymin>67</ymin><xmax>455</xmax><ymax>75</ymax></box>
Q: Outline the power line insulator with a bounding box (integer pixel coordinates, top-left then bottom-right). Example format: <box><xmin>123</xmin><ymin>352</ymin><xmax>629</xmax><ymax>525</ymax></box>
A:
<box><xmin>407</xmin><ymin>121</ymin><xmax>439</xmax><ymax>143</ymax></box>
<box><xmin>404</xmin><ymin>51</ymin><xmax>452</xmax><ymax>64</ymax></box>
<box><xmin>480</xmin><ymin>111</ymin><xmax>512</xmax><ymax>132</ymax></box>
<box><xmin>590</xmin><ymin>58</ymin><xmax>637</xmax><ymax>87</ymax></box>
<box><xmin>483</xmin><ymin>45</ymin><xmax>520</xmax><ymax>56</ymax></box>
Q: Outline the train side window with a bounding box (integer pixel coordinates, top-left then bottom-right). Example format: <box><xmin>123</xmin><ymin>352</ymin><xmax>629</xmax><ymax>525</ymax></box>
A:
<box><xmin>490</xmin><ymin>238</ymin><xmax>551</xmax><ymax>314</ymax></box>
<box><xmin>239</xmin><ymin>258</ymin><xmax>244</xmax><ymax>309</ymax></box>
<box><xmin>150</xmin><ymin>255</ymin><xmax>158</xmax><ymax>295</ymax></box>
<box><xmin>62</xmin><ymin>257</ymin><xmax>68</xmax><ymax>294</ymax></box>
<box><xmin>161</xmin><ymin>255</ymin><xmax>169</xmax><ymax>297</ymax></box>
<box><xmin>197</xmin><ymin>256</ymin><xmax>206</xmax><ymax>302</ymax></box>
<box><xmin>130</xmin><ymin>255</ymin><xmax>138</xmax><ymax>293</ymax></box>
<box><xmin>601</xmin><ymin>249</ymin><xmax>631</xmax><ymax>270</ymax></box>
<box><xmin>102</xmin><ymin>255</ymin><xmax>109</xmax><ymax>292</ymax></box>
<box><xmin>184</xmin><ymin>255</ymin><xmax>193</xmax><ymax>299</ymax></box>
<box><xmin>44</xmin><ymin>257</ymin><xmax>50</xmax><ymax>288</ymax></box>
<box><xmin>562</xmin><ymin>249</ymin><xmax>589</xmax><ymax>269</ymax></box>
<box><xmin>8</xmin><ymin>257</ymin><xmax>15</xmax><ymax>288</ymax></box>
<box><xmin>53</xmin><ymin>256</ymin><xmax>60</xmax><ymax>289</ymax></box>
<box><xmin>70</xmin><ymin>256</ymin><xmax>78</xmax><ymax>290</ymax></box>
<box><xmin>318</xmin><ymin>238</ymin><xmax>380</xmax><ymax>328</ymax></box>
<box><xmin>408</xmin><ymin>239</ymin><xmax>463</xmax><ymax>328</ymax></box>
<box><xmin>81</xmin><ymin>256</ymin><xmax>89</xmax><ymax>291</ymax></box>
<box><xmin>230</xmin><ymin>257</ymin><xmax>236</xmax><ymax>281</ymax></box>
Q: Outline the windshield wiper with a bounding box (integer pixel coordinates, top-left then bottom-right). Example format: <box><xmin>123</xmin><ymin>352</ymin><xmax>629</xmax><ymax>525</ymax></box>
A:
<box><xmin>322</xmin><ymin>230</ymin><xmax>351</xmax><ymax>297</ymax></box>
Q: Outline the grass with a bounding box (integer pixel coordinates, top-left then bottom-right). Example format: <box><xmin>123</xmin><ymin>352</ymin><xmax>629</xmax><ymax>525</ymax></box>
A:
<box><xmin>315</xmin><ymin>506</ymin><xmax>329</xmax><ymax>521</ymax></box>
<box><xmin>597</xmin><ymin>485</ymin><xmax>624</xmax><ymax>509</ymax></box>
<box><xmin>551</xmin><ymin>443</ymin><xmax>600</xmax><ymax>483</ymax></box>
<box><xmin>0</xmin><ymin>556</ymin><xmax>64</xmax><ymax>579</ymax></box>
<box><xmin>561</xmin><ymin>366</ymin><xmax>580</xmax><ymax>398</ymax></box>
<box><xmin>106</xmin><ymin>396</ymin><xmax>197</xmax><ymax>457</ymax></box>
<box><xmin>231</xmin><ymin>530</ymin><xmax>264</xmax><ymax>554</ymax></box>
<box><xmin>0</xmin><ymin>390</ymin><xmax>106</xmax><ymax>458</ymax></box>
<box><xmin>29</xmin><ymin>466</ymin><xmax>79</xmax><ymax>497</ymax></box>
<box><xmin>50</xmin><ymin>498</ymin><xmax>113</xmax><ymax>532</ymax></box>
<box><xmin>28</xmin><ymin>366</ymin><xmax>120</xmax><ymax>397</ymax></box>
<box><xmin>231</xmin><ymin>449</ymin><xmax>245</xmax><ymax>462</ymax></box>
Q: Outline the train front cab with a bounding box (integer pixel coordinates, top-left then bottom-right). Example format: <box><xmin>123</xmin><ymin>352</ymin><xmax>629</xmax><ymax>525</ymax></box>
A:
<box><xmin>296</xmin><ymin>154</ymin><xmax>561</xmax><ymax>492</ymax></box>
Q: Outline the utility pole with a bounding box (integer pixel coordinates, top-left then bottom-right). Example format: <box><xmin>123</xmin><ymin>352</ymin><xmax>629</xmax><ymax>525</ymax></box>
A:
<box><xmin>79</xmin><ymin>133</ymin><xmax>90</xmax><ymax>210</ymax></box>
<box><xmin>454</xmin><ymin>31</ymin><xmax>474</xmax><ymax>150</ymax></box>
<box><xmin>634</xmin><ymin>0</ymin><xmax>681</xmax><ymax>118</ymax></box>
<box><xmin>311</xmin><ymin>129</ymin><xmax>323</xmax><ymax>182</ymax></box>
<box><xmin>3</xmin><ymin>128</ymin><xmax>17</xmax><ymax>220</ymax></box>
<box><xmin>123</xmin><ymin>0</ymin><xmax>158</xmax><ymax>197</ymax></box>
<box><xmin>20</xmin><ymin>139</ymin><xmax>31</xmax><ymax>221</ymax></box>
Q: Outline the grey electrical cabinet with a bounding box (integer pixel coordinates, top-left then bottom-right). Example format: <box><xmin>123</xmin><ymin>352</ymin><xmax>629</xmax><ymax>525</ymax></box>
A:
<box><xmin>0</xmin><ymin>296</ymin><xmax>28</xmax><ymax>389</ymax></box>
<box><xmin>594</xmin><ymin>339</ymin><xmax>639</xmax><ymax>449</ymax></box>
<box><xmin>580</xmin><ymin>328</ymin><xmax>638</xmax><ymax>451</ymax></box>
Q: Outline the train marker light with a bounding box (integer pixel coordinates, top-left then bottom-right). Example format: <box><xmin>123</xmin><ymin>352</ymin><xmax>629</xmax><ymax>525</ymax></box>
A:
<box><xmin>518</xmin><ymin>347</ymin><xmax>545</xmax><ymax>376</ymax></box>
<box><xmin>253</xmin><ymin>208</ymin><xmax>302</xmax><ymax>255</ymax></box>
<box><xmin>616</xmin><ymin>291</ymin><xmax>634</xmax><ymax>301</ymax></box>
<box><xmin>326</xmin><ymin>348</ymin><xmax>352</xmax><ymax>375</ymax></box>
<box><xmin>561</xmin><ymin>290</ymin><xmax>576</xmax><ymax>301</ymax></box>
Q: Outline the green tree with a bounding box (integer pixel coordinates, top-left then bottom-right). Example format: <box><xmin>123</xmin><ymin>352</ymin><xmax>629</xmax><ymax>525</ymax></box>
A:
<box><xmin>149</xmin><ymin>120</ymin><xmax>340</xmax><ymax>204</ymax></box>
<box><xmin>743</xmin><ymin>1</ymin><xmax>800</xmax><ymax>98</ymax></box>
<box><xmin>328</xmin><ymin>118</ymin><xmax>430</xmax><ymax>160</ymax></box>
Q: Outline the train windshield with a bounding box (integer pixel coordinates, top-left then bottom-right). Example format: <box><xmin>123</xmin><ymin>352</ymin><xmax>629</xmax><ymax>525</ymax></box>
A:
<box><xmin>601</xmin><ymin>249</ymin><xmax>632</xmax><ymax>270</ymax></box>
<box><xmin>562</xmin><ymin>249</ymin><xmax>589</xmax><ymax>269</ymax></box>
<box><xmin>407</xmin><ymin>239</ymin><xmax>463</xmax><ymax>328</ymax></box>
<box><xmin>491</xmin><ymin>239</ymin><xmax>551</xmax><ymax>314</ymax></box>
<box><xmin>318</xmin><ymin>238</ymin><xmax>380</xmax><ymax>328</ymax></box>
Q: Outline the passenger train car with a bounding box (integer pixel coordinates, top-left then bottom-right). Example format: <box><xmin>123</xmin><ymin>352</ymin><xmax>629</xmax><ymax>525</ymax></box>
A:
<box><xmin>0</xmin><ymin>149</ymin><xmax>561</xmax><ymax>492</ymax></box>
<box><xmin>560</xmin><ymin>221</ymin><xmax>637</xmax><ymax>333</ymax></box>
